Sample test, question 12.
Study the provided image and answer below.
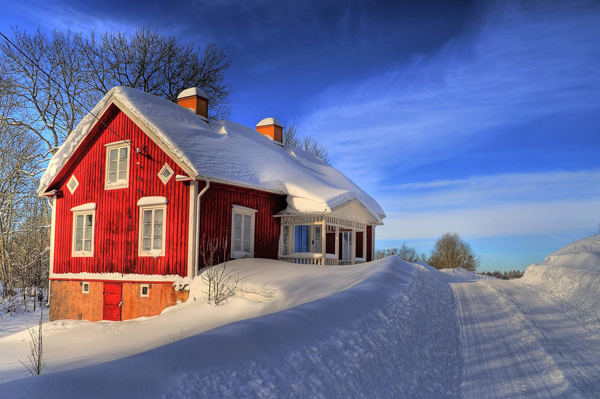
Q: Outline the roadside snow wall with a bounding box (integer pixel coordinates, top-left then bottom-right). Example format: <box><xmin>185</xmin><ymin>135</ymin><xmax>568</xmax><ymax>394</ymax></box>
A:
<box><xmin>521</xmin><ymin>235</ymin><xmax>600</xmax><ymax>318</ymax></box>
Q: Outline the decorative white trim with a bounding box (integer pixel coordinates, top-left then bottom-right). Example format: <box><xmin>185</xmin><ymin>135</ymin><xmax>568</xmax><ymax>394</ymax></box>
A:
<box><xmin>104</xmin><ymin>140</ymin><xmax>132</xmax><ymax>147</ymax></box>
<box><xmin>187</xmin><ymin>181</ymin><xmax>198</xmax><ymax>279</ymax></box>
<box><xmin>140</xmin><ymin>284</ymin><xmax>150</xmax><ymax>297</ymax></box>
<box><xmin>232</xmin><ymin>205</ymin><xmax>258</xmax><ymax>213</ymax></box>
<box><xmin>158</xmin><ymin>163</ymin><xmax>174</xmax><ymax>185</ymax></box>
<box><xmin>49</xmin><ymin>198</ymin><xmax>57</xmax><ymax>279</ymax></box>
<box><xmin>71</xmin><ymin>210</ymin><xmax>95</xmax><ymax>258</ymax></box>
<box><xmin>138</xmin><ymin>205</ymin><xmax>167</xmax><ymax>257</ymax></box>
<box><xmin>67</xmin><ymin>175</ymin><xmax>79</xmax><ymax>194</ymax></box>
<box><xmin>231</xmin><ymin>206</ymin><xmax>256</xmax><ymax>259</ymax></box>
<box><xmin>104</xmin><ymin>141</ymin><xmax>130</xmax><ymax>190</ymax></box>
<box><xmin>137</xmin><ymin>196</ymin><xmax>168</xmax><ymax>207</ymax></box>
<box><xmin>71</xmin><ymin>203</ymin><xmax>97</xmax><ymax>212</ymax></box>
<box><xmin>82</xmin><ymin>281</ymin><xmax>90</xmax><ymax>294</ymax></box>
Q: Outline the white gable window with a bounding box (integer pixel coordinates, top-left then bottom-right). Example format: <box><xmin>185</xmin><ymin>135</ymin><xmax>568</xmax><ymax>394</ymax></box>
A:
<box><xmin>71</xmin><ymin>203</ymin><xmax>96</xmax><ymax>257</ymax></box>
<box><xmin>105</xmin><ymin>141</ymin><xmax>131</xmax><ymax>190</ymax></box>
<box><xmin>67</xmin><ymin>175</ymin><xmax>79</xmax><ymax>194</ymax></box>
<box><xmin>138</xmin><ymin>197</ymin><xmax>167</xmax><ymax>257</ymax></box>
<box><xmin>158</xmin><ymin>163</ymin><xmax>174</xmax><ymax>185</ymax></box>
<box><xmin>231</xmin><ymin>205</ymin><xmax>256</xmax><ymax>259</ymax></box>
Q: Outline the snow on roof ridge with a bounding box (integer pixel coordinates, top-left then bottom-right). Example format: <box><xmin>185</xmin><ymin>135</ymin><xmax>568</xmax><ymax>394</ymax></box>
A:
<box><xmin>256</xmin><ymin>117</ymin><xmax>282</xmax><ymax>127</ymax></box>
<box><xmin>37</xmin><ymin>87</ymin><xmax>385</xmax><ymax>222</ymax></box>
<box><xmin>177</xmin><ymin>87</ymin><xmax>208</xmax><ymax>99</ymax></box>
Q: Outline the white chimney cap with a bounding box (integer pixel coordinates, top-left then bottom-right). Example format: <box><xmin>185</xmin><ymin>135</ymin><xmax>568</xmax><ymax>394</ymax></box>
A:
<box><xmin>177</xmin><ymin>87</ymin><xmax>208</xmax><ymax>100</ymax></box>
<box><xmin>256</xmin><ymin>117</ymin><xmax>282</xmax><ymax>127</ymax></box>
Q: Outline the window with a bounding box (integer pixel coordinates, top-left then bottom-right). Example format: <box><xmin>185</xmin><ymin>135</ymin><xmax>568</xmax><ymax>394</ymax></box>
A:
<box><xmin>140</xmin><ymin>284</ymin><xmax>149</xmax><ymax>297</ymax></box>
<box><xmin>341</xmin><ymin>231</ymin><xmax>353</xmax><ymax>261</ymax></box>
<box><xmin>82</xmin><ymin>282</ymin><xmax>90</xmax><ymax>294</ymax></box>
<box><xmin>231</xmin><ymin>206</ymin><xmax>256</xmax><ymax>259</ymax></box>
<box><xmin>105</xmin><ymin>141</ymin><xmax>130</xmax><ymax>189</ymax></box>
<box><xmin>67</xmin><ymin>175</ymin><xmax>79</xmax><ymax>194</ymax></box>
<box><xmin>158</xmin><ymin>163</ymin><xmax>174</xmax><ymax>185</ymax></box>
<box><xmin>292</xmin><ymin>225</ymin><xmax>322</xmax><ymax>254</ymax></box>
<box><xmin>139</xmin><ymin>206</ymin><xmax>166</xmax><ymax>256</ymax></box>
<box><xmin>72</xmin><ymin>210</ymin><xmax>95</xmax><ymax>257</ymax></box>
<box><xmin>295</xmin><ymin>225</ymin><xmax>310</xmax><ymax>253</ymax></box>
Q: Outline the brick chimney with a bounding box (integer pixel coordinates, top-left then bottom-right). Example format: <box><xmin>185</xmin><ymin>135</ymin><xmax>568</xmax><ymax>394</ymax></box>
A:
<box><xmin>256</xmin><ymin>118</ymin><xmax>283</xmax><ymax>144</ymax></box>
<box><xmin>177</xmin><ymin>88</ymin><xmax>209</xmax><ymax>120</ymax></box>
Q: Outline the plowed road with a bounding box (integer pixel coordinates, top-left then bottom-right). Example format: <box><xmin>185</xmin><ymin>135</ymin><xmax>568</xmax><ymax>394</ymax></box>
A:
<box><xmin>452</xmin><ymin>279</ymin><xmax>600</xmax><ymax>399</ymax></box>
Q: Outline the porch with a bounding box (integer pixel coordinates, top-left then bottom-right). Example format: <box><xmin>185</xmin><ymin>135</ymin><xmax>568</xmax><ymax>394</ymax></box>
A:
<box><xmin>277</xmin><ymin>215</ymin><xmax>369</xmax><ymax>266</ymax></box>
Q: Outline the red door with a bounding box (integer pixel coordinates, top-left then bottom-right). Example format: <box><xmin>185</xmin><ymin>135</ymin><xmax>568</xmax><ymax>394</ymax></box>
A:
<box><xmin>103</xmin><ymin>283</ymin><xmax>122</xmax><ymax>321</ymax></box>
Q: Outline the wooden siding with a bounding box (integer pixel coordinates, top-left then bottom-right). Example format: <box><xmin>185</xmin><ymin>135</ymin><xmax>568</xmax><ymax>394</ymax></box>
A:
<box><xmin>366</xmin><ymin>226</ymin><xmax>373</xmax><ymax>262</ymax></box>
<box><xmin>49</xmin><ymin>280</ymin><xmax>104</xmax><ymax>321</ymax></box>
<box><xmin>356</xmin><ymin>231</ymin><xmax>364</xmax><ymax>258</ymax></box>
<box><xmin>49</xmin><ymin>279</ymin><xmax>188</xmax><ymax>321</ymax></box>
<box><xmin>51</xmin><ymin>110</ymin><xmax>190</xmax><ymax>276</ymax></box>
<box><xmin>326</xmin><ymin>232</ymin><xmax>336</xmax><ymax>254</ymax></box>
<box><xmin>198</xmin><ymin>182</ymin><xmax>286</xmax><ymax>267</ymax></box>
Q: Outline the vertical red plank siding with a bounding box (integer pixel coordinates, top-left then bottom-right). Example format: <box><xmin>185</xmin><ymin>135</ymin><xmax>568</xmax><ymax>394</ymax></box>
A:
<box><xmin>356</xmin><ymin>232</ymin><xmax>364</xmax><ymax>258</ymax></box>
<box><xmin>326</xmin><ymin>232</ymin><xmax>336</xmax><ymax>254</ymax></box>
<box><xmin>366</xmin><ymin>226</ymin><xmax>373</xmax><ymax>262</ymax></box>
<box><xmin>52</xmin><ymin>110</ymin><xmax>190</xmax><ymax>277</ymax></box>
<box><xmin>197</xmin><ymin>182</ymin><xmax>286</xmax><ymax>268</ymax></box>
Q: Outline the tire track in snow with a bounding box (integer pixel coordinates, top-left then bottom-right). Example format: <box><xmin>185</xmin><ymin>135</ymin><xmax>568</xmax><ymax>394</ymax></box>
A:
<box><xmin>453</xmin><ymin>281</ymin><xmax>578</xmax><ymax>399</ymax></box>
<box><xmin>484</xmin><ymin>280</ymin><xmax>600</xmax><ymax>397</ymax></box>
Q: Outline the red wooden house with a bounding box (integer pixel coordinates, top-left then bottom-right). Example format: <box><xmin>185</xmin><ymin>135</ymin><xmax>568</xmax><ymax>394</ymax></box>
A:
<box><xmin>38</xmin><ymin>87</ymin><xmax>385</xmax><ymax>321</ymax></box>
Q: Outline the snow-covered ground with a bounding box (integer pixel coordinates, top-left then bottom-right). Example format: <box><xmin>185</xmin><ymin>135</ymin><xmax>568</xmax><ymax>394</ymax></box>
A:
<box><xmin>1</xmin><ymin>236</ymin><xmax>600</xmax><ymax>398</ymax></box>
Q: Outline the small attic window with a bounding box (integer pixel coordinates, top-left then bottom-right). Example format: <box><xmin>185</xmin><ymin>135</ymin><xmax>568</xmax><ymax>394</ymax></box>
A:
<box><xmin>67</xmin><ymin>175</ymin><xmax>79</xmax><ymax>194</ymax></box>
<box><xmin>158</xmin><ymin>163</ymin><xmax>174</xmax><ymax>185</ymax></box>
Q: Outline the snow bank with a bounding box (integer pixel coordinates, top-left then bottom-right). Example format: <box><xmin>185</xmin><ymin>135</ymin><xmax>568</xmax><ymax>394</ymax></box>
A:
<box><xmin>0</xmin><ymin>257</ymin><xmax>460</xmax><ymax>398</ymax></box>
<box><xmin>520</xmin><ymin>235</ymin><xmax>600</xmax><ymax>317</ymax></box>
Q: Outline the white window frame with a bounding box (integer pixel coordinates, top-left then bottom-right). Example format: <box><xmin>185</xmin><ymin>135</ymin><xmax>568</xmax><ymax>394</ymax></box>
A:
<box><xmin>104</xmin><ymin>141</ymin><xmax>131</xmax><ymax>190</ymax></box>
<box><xmin>82</xmin><ymin>282</ymin><xmax>90</xmax><ymax>294</ymax></box>
<box><xmin>72</xmin><ymin>210</ymin><xmax>95</xmax><ymax>257</ymax></box>
<box><xmin>231</xmin><ymin>205</ymin><xmax>256</xmax><ymax>259</ymax></box>
<box><xmin>67</xmin><ymin>175</ymin><xmax>79</xmax><ymax>194</ymax></box>
<box><xmin>158</xmin><ymin>163</ymin><xmax>174</xmax><ymax>185</ymax></box>
<box><xmin>140</xmin><ymin>284</ymin><xmax>150</xmax><ymax>297</ymax></box>
<box><xmin>138</xmin><ymin>205</ymin><xmax>167</xmax><ymax>257</ymax></box>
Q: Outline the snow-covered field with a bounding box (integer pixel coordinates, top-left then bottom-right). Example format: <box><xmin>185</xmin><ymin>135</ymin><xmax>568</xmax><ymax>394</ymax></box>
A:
<box><xmin>1</xmin><ymin>236</ymin><xmax>599</xmax><ymax>398</ymax></box>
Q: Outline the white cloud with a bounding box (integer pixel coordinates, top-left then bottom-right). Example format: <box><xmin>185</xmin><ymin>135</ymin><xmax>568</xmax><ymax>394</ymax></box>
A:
<box><xmin>376</xmin><ymin>169</ymin><xmax>600</xmax><ymax>240</ymax></box>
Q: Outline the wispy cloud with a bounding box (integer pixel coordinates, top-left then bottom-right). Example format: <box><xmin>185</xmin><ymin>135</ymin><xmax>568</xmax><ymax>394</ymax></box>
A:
<box><xmin>299</xmin><ymin>0</ymin><xmax>600</xmax><ymax>187</ymax></box>
<box><xmin>377</xmin><ymin>169</ymin><xmax>600</xmax><ymax>240</ymax></box>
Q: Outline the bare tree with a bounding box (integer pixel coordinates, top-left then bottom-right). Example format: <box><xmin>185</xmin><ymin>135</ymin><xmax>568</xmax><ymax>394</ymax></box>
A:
<box><xmin>19</xmin><ymin>306</ymin><xmax>45</xmax><ymax>376</ymax></box>
<box><xmin>282</xmin><ymin>121</ymin><xmax>329</xmax><ymax>163</ymax></box>
<box><xmin>198</xmin><ymin>237</ymin><xmax>238</xmax><ymax>306</ymax></box>
<box><xmin>375</xmin><ymin>243</ymin><xmax>426</xmax><ymax>263</ymax></box>
<box><xmin>428</xmin><ymin>232</ymin><xmax>480</xmax><ymax>271</ymax></box>
<box><xmin>1</xmin><ymin>26</ymin><xmax>233</xmax><ymax>166</ymax></box>
<box><xmin>81</xmin><ymin>28</ymin><xmax>232</xmax><ymax>120</ymax></box>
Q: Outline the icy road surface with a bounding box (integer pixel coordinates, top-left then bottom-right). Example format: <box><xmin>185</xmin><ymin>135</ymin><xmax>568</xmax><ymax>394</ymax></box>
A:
<box><xmin>452</xmin><ymin>278</ymin><xmax>600</xmax><ymax>399</ymax></box>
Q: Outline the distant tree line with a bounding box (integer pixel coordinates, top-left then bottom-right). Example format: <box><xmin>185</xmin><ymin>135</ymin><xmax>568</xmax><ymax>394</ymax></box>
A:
<box><xmin>480</xmin><ymin>270</ymin><xmax>523</xmax><ymax>279</ymax></box>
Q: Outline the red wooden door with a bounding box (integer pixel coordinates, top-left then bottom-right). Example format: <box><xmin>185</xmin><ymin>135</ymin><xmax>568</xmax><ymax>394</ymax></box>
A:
<box><xmin>103</xmin><ymin>283</ymin><xmax>122</xmax><ymax>321</ymax></box>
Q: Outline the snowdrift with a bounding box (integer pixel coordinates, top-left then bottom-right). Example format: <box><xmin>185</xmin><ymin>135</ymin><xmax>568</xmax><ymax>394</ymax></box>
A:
<box><xmin>0</xmin><ymin>257</ymin><xmax>460</xmax><ymax>398</ymax></box>
<box><xmin>521</xmin><ymin>235</ymin><xmax>600</xmax><ymax>317</ymax></box>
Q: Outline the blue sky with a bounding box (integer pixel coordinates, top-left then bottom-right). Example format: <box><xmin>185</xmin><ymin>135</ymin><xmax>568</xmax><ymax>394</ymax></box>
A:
<box><xmin>2</xmin><ymin>0</ymin><xmax>599</xmax><ymax>271</ymax></box>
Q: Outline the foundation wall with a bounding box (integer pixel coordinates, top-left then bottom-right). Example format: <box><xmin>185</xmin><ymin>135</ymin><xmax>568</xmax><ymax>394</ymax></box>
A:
<box><xmin>50</xmin><ymin>280</ymin><xmax>189</xmax><ymax>321</ymax></box>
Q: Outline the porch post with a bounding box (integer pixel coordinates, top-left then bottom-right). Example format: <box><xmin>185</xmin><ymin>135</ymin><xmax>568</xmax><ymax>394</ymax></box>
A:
<box><xmin>321</xmin><ymin>221</ymin><xmax>326</xmax><ymax>264</ymax></box>
<box><xmin>335</xmin><ymin>225</ymin><xmax>339</xmax><ymax>262</ymax></box>
<box><xmin>351</xmin><ymin>228</ymin><xmax>356</xmax><ymax>265</ymax></box>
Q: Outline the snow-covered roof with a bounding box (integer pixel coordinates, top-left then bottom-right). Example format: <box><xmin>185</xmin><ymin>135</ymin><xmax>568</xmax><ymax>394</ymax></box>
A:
<box><xmin>177</xmin><ymin>87</ymin><xmax>208</xmax><ymax>99</ymax></box>
<box><xmin>38</xmin><ymin>87</ymin><xmax>385</xmax><ymax>223</ymax></box>
<box><xmin>256</xmin><ymin>117</ymin><xmax>282</xmax><ymax>127</ymax></box>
